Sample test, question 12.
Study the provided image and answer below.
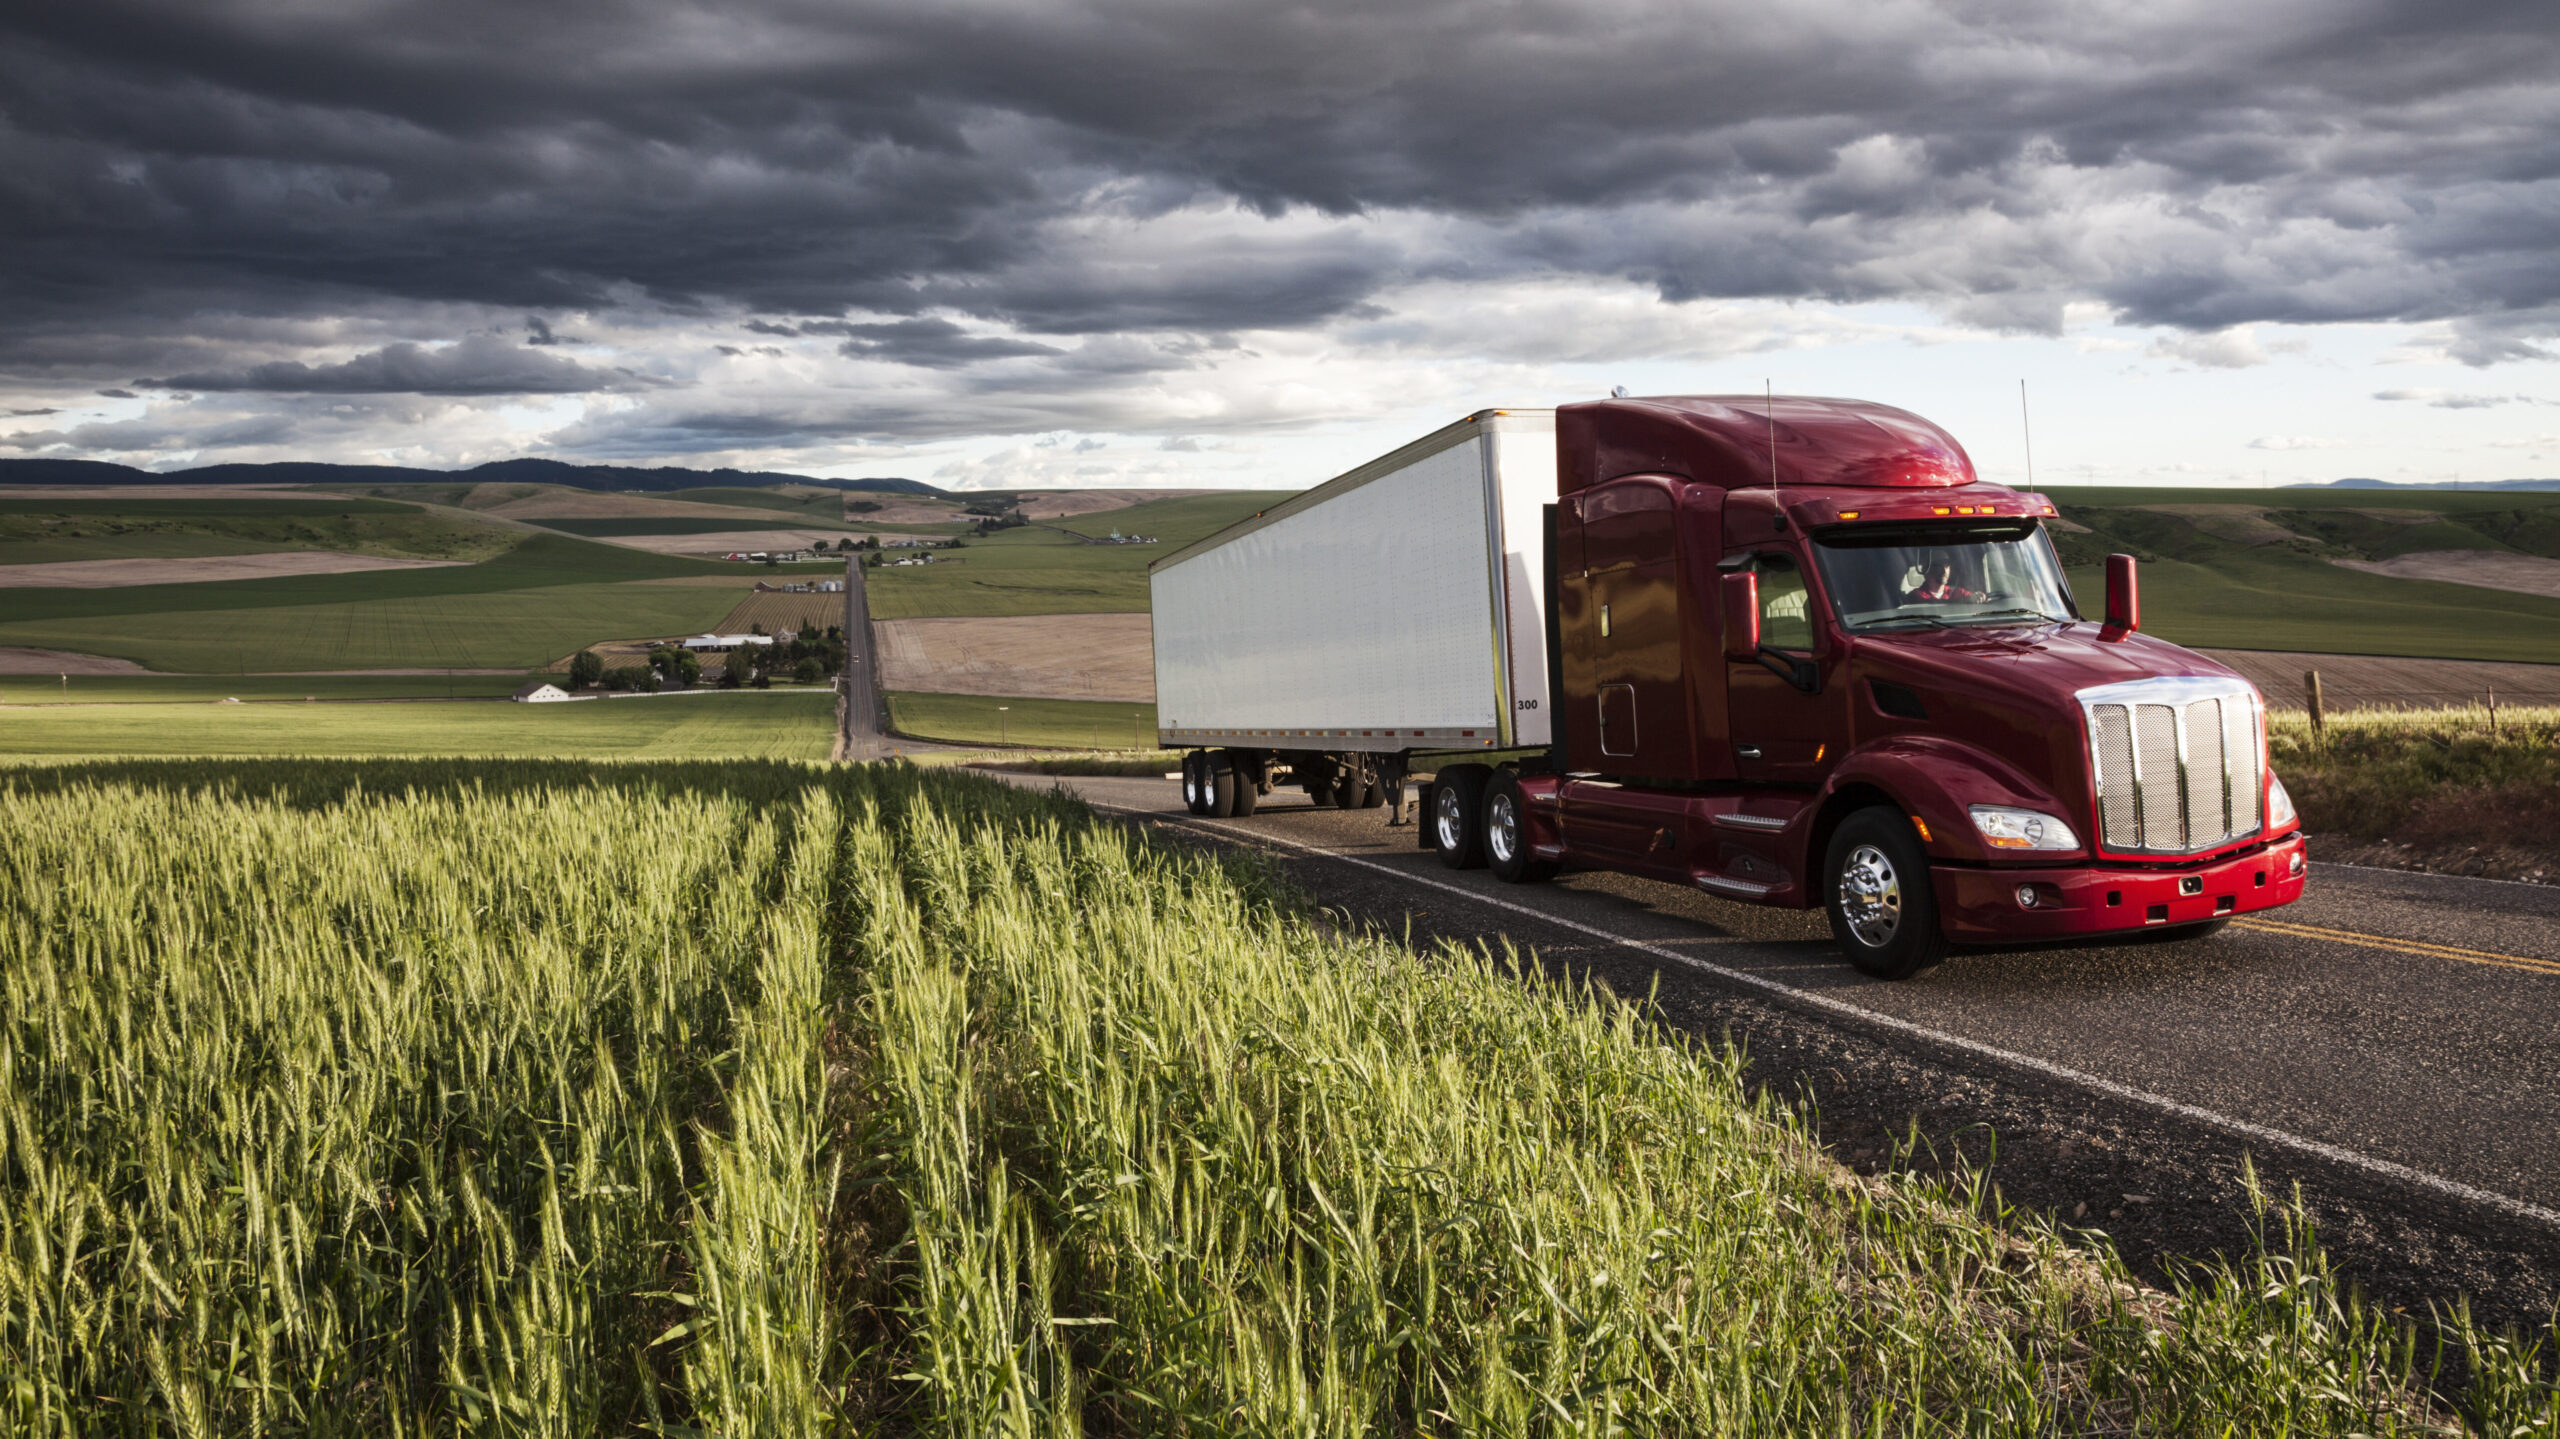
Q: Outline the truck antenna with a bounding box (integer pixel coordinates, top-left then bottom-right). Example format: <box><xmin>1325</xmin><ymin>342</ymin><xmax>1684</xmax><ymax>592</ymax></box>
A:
<box><xmin>2019</xmin><ymin>378</ymin><xmax>2036</xmax><ymax>490</ymax></box>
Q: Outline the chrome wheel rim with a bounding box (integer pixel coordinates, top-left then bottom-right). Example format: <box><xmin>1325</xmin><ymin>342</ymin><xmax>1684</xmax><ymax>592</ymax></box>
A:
<box><xmin>1181</xmin><ymin>758</ymin><xmax>1199</xmax><ymax>810</ymax></box>
<box><xmin>1435</xmin><ymin>787</ymin><xmax>1465</xmax><ymax>852</ymax></box>
<box><xmin>1487</xmin><ymin>792</ymin><xmax>1518</xmax><ymax>863</ymax></box>
<box><xmin>1838</xmin><ymin>843</ymin><xmax>1901</xmax><ymax>947</ymax></box>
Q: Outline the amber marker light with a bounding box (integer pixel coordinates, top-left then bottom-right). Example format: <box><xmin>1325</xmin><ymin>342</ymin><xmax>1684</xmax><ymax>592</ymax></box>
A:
<box><xmin>1837</xmin><ymin>509</ymin><xmax>1861</xmax><ymax>520</ymax></box>
<box><xmin>1932</xmin><ymin>506</ymin><xmax>1952</xmax><ymax>515</ymax></box>
<box><xmin>1910</xmin><ymin>815</ymin><xmax>1933</xmax><ymax>842</ymax></box>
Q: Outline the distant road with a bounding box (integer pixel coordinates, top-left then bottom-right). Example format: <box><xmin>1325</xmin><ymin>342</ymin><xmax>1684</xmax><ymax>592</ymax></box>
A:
<box><xmin>837</xmin><ymin>557</ymin><xmax>888</xmax><ymax>759</ymax></box>
<box><xmin>998</xmin><ymin>769</ymin><xmax>2560</xmax><ymax>1334</ymax></box>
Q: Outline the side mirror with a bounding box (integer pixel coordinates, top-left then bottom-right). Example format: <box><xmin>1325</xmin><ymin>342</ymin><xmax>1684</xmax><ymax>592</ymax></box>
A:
<box><xmin>1720</xmin><ymin>571</ymin><xmax>1760</xmax><ymax>660</ymax></box>
<box><xmin>2101</xmin><ymin>553</ymin><xmax>2139</xmax><ymax>640</ymax></box>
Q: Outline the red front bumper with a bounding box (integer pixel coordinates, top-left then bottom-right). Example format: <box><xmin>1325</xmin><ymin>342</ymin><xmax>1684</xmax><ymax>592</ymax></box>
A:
<box><xmin>1932</xmin><ymin>832</ymin><xmax>2305</xmax><ymax>942</ymax></box>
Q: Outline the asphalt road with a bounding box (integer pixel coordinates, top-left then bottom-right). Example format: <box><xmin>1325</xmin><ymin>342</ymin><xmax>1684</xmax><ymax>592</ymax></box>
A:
<box><xmin>1001</xmin><ymin>768</ymin><xmax>2560</xmax><ymax>1329</ymax></box>
<box><xmin>838</xmin><ymin>557</ymin><xmax>890</xmax><ymax>760</ymax></box>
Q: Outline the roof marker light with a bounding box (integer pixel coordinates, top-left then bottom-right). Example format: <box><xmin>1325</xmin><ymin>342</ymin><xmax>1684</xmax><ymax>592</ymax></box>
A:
<box><xmin>1837</xmin><ymin>510</ymin><xmax>1861</xmax><ymax>520</ymax></box>
<box><xmin>1932</xmin><ymin>506</ymin><xmax>1952</xmax><ymax>516</ymax></box>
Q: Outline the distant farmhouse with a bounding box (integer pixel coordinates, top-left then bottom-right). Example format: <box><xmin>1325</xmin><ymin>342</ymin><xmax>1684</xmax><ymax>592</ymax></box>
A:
<box><xmin>512</xmin><ymin>682</ymin><xmax>572</xmax><ymax>703</ymax></box>
<box><xmin>681</xmin><ymin>634</ymin><xmax>779</xmax><ymax>653</ymax></box>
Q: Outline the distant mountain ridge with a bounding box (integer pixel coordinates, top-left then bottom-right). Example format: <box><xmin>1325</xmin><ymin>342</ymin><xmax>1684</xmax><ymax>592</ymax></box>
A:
<box><xmin>2301</xmin><ymin>477</ymin><xmax>2560</xmax><ymax>492</ymax></box>
<box><xmin>0</xmin><ymin>456</ymin><xmax>948</xmax><ymax>497</ymax></box>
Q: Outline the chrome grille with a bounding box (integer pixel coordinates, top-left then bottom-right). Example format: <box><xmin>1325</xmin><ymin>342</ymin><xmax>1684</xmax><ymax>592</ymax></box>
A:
<box><xmin>2092</xmin><ymin>705</ymin><xmax>2139</xmax><ymax>849</ymax></box>
<box><xmin>2081</xmin><ymin>679</ymin><xmax>2263</xmax><ymax>854</ymax></box>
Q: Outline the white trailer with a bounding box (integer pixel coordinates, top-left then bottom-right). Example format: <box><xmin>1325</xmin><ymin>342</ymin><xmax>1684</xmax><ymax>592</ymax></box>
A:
<box><xmin>1151</xmin><ymin>409</ymin><xmax>1555</xmax><ymax>814</ymax></box>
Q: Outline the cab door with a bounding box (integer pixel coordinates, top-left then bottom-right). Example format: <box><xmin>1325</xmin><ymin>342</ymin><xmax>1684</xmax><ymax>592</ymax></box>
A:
<box><xmin>1723</xmin><ymin>548</ymin><xmax>1848</xmax><ymax>785</ymax></box>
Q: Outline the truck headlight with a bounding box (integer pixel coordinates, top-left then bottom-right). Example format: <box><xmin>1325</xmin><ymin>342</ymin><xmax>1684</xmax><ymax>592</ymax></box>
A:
<box><xmin>1969</xmin><ymin>805</ymin><xmax>2080</xmax><ymax>852</ymax></box>
<box><xmin>2266</xmin><ymin>773</ymin><xmax>2296</xmax><ymax>829</ymax></box>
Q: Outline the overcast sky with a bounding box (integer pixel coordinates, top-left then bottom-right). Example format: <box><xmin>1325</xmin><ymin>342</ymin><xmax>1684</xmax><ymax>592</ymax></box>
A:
<box><xmin>4</xmin><ymin>0</ymin><xmax>2556</xmax><ymax>491</ymax></box>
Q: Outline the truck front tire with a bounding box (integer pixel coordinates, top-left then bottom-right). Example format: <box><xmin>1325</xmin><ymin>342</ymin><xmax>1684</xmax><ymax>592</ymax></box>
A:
<box><xmin>1483</xmin><ymin>772</ymin><xmax>1558</xmax><ymax>884</ymax></box>
<box><xmin>1431</xmin><ymin>765</ymin><xmax>1490</xmax><ymax>869</ymax></box>
<box><xmin>1822</xmin><ymin>809</ymin><xmax>1948</xmax><ymax>980</ymax></box>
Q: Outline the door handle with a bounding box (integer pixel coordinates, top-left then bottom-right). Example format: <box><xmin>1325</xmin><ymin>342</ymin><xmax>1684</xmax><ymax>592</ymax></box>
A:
<box><xmin>1737</xmin><ymin>746</ymin><xmax>1763</xmax><ymax>761</ymax></box>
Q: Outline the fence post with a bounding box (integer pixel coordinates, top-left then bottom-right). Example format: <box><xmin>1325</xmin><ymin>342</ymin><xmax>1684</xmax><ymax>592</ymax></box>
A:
<box><xmin>2305</xmin><ymin>670</ymin><xmax>2326</xmax><ymax>745</ymax></box>
<box><xmin>2488</xmin><ymin>686</ymin><xmax>2500</xmax><ymax>738</ymax></box>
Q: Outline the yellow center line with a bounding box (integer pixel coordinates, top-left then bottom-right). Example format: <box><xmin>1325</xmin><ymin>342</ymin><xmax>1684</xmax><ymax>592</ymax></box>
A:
<box><xmin>2235</xmin><ymin>916</ymin><xmax>2560</xmax><ymax>977</ymax></box>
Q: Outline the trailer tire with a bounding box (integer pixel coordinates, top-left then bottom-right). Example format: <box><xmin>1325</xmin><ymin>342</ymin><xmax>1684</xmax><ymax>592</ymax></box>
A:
<box><xmin>1224</xmin><ymin>749</ymin><xmax>1258</xmax><ymax>818</ymax></box>
<box><xmin>1483</xmin><ymin>772</ymin><xmax>1557</xmax><ymax>883</ymax></box>
<box><xmin>1306</xmin><ymin>778</ymin><xmax>1336</xmax><ymax>807</ymax></box>
<box><xmin>1353</xmin><ymin>777</ymin><xmax>1386</xmax><ymax>809</ymax></box>
<box><xmin>1204</xmin><ymin>750</ymin><xmax>1239</xmax><ymax>818</ymax></box>
<box><xmin>1430</xmin><ymin>765</ymin><xmax>1490</xmax><ymax>870</ymax></box>
<box><xmin>1822</xmin><ymin>808</ymin><xmax>1947</xmax><ymax>980</ymax></box>
<box><xmin>1180</xmin><ymin>751</ymin><xmax>1210</xmax><ymax>815</ymax></box>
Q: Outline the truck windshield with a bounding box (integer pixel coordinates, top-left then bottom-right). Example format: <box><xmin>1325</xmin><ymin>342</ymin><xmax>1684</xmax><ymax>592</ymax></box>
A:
<box><xmin>1810</xmin><ymin>521</ymin><xmax>2077</xmax><ymax>632</ymax></box>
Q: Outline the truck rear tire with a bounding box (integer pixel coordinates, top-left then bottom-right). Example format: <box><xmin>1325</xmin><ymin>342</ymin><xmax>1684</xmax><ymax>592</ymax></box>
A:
<box><xmin>1224</xmin><ymin>748</ymin><xmax>1258</xmax><ymax>817</ymax></box>
<box><xmin>1204</xmin><ymin>750</ymin><xmax>1239</xmax><ymax>818</ymax></box>
<box><xmin>1823</xmin><ymin>808</ymin><xmax>1947</xmax><ymax>980</ymax></box>
<box><xmin>1353</xmin><ymin>777</ymin><xmax>1385</xmax><ymax>809</ymax></box>
<box><xmin>1180</xmin><ymin>751</ymin><xmax>1210</xmax><ymax>815</ymax></box>
<box><xmin>1483</xmin><ymin>772</ymin><xmax>1558</xmax><ymax>883</ymax></box>
<box><xmin>1431</xmin><ymin>765</ymin><xmax>1490</xmax><ymax>870</ymax></box>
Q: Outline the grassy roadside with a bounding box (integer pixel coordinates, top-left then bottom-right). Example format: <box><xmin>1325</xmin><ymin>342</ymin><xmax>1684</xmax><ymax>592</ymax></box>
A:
<box><xmin>965</xmin><ymin>748</ymin><xmax>1181</xmax><ymax>776</ymax></box>
<box><xmin>2274</xmin><ymin>703</ymin><xmax>2560</xmax><ymax>880</ymax></box>
<box><xmin>886</xmin><ymin>689</ymin><xmax>1157</xmax><ymax>749</ymax></box>
<box><xmin>7</xmin><ymin>759</ymin><xmax>2553</xmax><ymax>1432</ymax></box>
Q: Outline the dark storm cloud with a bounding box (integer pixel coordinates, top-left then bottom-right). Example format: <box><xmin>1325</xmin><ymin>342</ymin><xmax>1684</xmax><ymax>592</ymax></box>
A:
<box><xmin>3</xmin><ymin>0</ymin><xmax>2557</xmax><ymax>420</ymax></box>
<box><xmin>142</xmin><ymin>333</ymin><xmax>662</xmax><ymax>395</ymax></box>
<box><xmin>822</xmin><ymin>319</ymin><xmax>1063</xmax><ymax>368</ymax></box>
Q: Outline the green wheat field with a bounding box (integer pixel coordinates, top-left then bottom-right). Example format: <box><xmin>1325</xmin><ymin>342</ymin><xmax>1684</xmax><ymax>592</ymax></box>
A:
<box><xmin>2</xmin><ymin>758</ymin><xmax>2553</xmax><ymax>1434</ymax></box>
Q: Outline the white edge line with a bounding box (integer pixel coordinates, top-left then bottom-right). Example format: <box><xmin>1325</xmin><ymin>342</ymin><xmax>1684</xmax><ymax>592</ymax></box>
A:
<box><xmin>2311</xmin><ymin>859</ymin><xmax>2558</xmax><ymax>894</ymax></box>
<box><xmin>1092</xmin><ymin>797</ymin><xmax>2560</xmax><ymax>1235</ymax></box>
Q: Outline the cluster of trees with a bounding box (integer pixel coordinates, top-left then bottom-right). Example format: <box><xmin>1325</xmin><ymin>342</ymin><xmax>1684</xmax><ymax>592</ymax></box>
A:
<box><xmin>564</xmin><ymin>625</ymin><xmax>846</xmax><ymax>694</ymax></box>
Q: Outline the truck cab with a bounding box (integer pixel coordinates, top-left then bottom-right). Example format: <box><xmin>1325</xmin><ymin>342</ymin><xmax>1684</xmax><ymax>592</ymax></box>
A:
<box><xmin>1481</xmin><ymin>395</ymin><xmax>2304</xmax><ymax>976</ymax></box>
<box><xmin>1151</xmin><ymin>394</ymin><xmax>2307</xmax><ymax>977</ymax></box>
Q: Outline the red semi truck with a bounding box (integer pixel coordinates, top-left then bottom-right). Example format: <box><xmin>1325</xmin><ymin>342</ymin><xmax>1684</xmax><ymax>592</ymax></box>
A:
<box><xmin>1149</xmin><ymin>396</ymin><xmax>2306</xmax><ymax>977</ymax></box>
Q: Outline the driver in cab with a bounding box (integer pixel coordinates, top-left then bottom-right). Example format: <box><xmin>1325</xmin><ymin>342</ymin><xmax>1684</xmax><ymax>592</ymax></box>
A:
<box><xmin>1907</xmin><ymin>555</ymin><xmax>1983</xmax><ymax>604</ymax></box>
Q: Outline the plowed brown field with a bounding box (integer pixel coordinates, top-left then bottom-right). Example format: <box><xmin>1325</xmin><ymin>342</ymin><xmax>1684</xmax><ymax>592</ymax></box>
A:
<box><xmin>876</xmin><ymin>612</ymin><xmax>1152</xmax><ymax>701</ymax></box>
